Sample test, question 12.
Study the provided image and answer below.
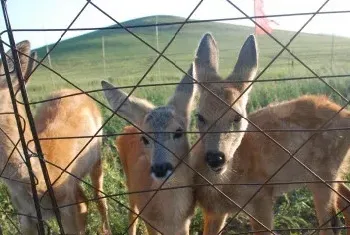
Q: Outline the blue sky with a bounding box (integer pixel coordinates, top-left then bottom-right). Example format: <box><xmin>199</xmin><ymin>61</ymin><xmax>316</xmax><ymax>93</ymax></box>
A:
<box><xmin>1</xmin><ymin>0</ymin><xmax>349</xmax><ymax>49</ymax></box>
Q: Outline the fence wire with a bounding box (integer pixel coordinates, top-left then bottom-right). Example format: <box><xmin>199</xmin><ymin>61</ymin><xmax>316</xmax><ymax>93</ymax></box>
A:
<box><xmin>0</xmin><ymin>0</ymin><xmax>349</xmax><ymax>234</ymax></box>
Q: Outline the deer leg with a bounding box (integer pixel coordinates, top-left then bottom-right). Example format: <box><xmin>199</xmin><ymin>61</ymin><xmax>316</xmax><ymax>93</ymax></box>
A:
<box><xmin>336</xmin><ymin>183</ymin><xmax>350</xmax><ymax>235</ymax></box>
<box><xmin>90</xmin><ymin>158</ymin><xmax>111</xmax><ymax>235</ymax></box>
<box><xmin>249</xmin><ymin>193</ymin><xmax>274</xmax><ymax>235</ymax></box>
<box><xmin>127</xmin><ymin>200</ymin><xmax>139</xmax><ymax>235</ymax></box>
<box><xmin>75</xmin><ymin>185</ymin><xmax>88</xmax><ymax>234</ymax></box>
<box><xmin>19</xmin><ymin>216</ymin><xmax>38</xmax><ymax>235</ymax></box>
<box><xmin>145</xmin><ymin>223</ymin><xmax>161</xmax><ymax>235</ymax></box>
<box><xmin>202</xmin><ymin>210</ymin><xmax>228</xmax><ymax>235</ymax></box>
<box><xmin>61</xmin><ymin>205</ymin><xmax>80</xmax><ymax>235</ymax></box>
<box><xmin>310</xmin><ymin>184</ymin><xmax>337</xmax><ymax>235</ymax></box>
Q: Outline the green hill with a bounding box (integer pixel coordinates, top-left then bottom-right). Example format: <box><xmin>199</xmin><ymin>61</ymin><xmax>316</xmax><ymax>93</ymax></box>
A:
<box><xmin>31</xmin><ymin>15</ymin><xmax>350</xmax><ymax>108</ymax></box>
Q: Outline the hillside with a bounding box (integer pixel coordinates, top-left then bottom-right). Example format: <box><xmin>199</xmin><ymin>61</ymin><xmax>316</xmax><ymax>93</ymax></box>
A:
<box><xmin>32</xmin><ymin>15</ymin><xmax>350</xmax><ymax>99</ymax></box>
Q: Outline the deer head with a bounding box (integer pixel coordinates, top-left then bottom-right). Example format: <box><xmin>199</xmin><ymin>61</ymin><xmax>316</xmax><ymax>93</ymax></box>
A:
<box><xmin>194</xmin><ymin>33</ymin><xmax>258</xmax><ymax>174</ymax></box>
<box><xmin>102</xmin><ymin>66</ymin><xmax>196</xmax><ymax>180</ymax></box>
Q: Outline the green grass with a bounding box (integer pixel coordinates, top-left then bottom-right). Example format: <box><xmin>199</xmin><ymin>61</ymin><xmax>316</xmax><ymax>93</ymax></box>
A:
<box><xmin>1</xmin><ymin>15</ymin><xmax>350</xmax><ymax>234</ymax></box>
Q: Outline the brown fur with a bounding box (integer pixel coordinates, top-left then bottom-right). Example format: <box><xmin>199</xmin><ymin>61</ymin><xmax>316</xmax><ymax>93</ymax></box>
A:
<box><xmin>194</xmin><ymin>95</ymin><xmax>350</xmax><ymax>235</ymax></box>
<box><xmin>103</xmin><ymin>67</ymin><xmax>196</xmax><ymax>235</ymax></box>
<box><xmin>0</xmin><ymin>41</ymin><xmax>111</xmax><ymax>234</ymax></box>
<box><xmin>192</xmin><ymin>33</ymin><xmax>350</xmax><ymax>235</ymax></box>
<box><xmin>116</xmin><ymin>126</ymin><xmax>195</xmax><ymax>235</ymax></box>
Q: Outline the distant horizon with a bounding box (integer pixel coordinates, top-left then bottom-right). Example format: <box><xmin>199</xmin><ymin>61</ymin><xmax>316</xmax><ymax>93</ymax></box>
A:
<box><xmin>30</xmin><ymin>14</ymin><xmax>350</xmax><ymax>51</ymax></box>
<box><xmin>1</xmin><ymin>0</ymin><xmax>350</xmax><ymax>49</ymax></box>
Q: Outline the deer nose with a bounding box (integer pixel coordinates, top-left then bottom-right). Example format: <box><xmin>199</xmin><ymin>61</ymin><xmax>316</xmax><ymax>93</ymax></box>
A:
<box><xmin>205</xmin><ymin>151</ymin><xmax>225</xmax><ymax>169</ymax></box>
<box><xmin>151</xmin><ymin>163</ymin><xmax>173</xmax><ymax>179</ymax></box>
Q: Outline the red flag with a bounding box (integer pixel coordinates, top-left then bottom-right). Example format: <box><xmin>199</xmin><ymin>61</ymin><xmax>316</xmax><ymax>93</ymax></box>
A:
<box><xmin>254</xmin><ymin>0</ymin><xmax>273</xmax><ymax>35</ymax></box>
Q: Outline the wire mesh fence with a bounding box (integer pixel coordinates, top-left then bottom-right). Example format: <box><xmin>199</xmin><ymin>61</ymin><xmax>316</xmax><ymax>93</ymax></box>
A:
<box><xmin>0</xmin><ymin>0</ymin><xmax>350</xmax><ymax>234</ymax></box>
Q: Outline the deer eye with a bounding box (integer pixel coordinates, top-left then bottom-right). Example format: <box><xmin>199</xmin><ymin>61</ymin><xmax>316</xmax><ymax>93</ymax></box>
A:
<box><xmin>195</xmin><ymin>113</ymin><xmax>205</xmax><ymax>124</ymax></box>
<box><xmin>233</xmin><ymin>114</ymin><xmax>242</xmax><ymax>123</ymax></box>
<box><xmin>173</xmin><ymin>128</ymin><xmax>183</xmax><ymax>139</ymax></box>
<box><xmin>141</xmin><ymin>136</ymin><xmax>149</xmax><ymax>145</ymax></box>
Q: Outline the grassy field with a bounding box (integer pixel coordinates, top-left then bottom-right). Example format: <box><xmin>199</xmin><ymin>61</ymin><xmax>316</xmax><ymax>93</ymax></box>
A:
<box><xmin>1</xmin><ymin>15</ymin><xmax>350</xmax><ymax>234</ymax></box>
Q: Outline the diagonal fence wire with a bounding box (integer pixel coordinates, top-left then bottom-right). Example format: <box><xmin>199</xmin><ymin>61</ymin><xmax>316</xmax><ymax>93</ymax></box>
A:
<box><xmin>87</xmin><ymin>1</ymin><xmax>283</xmax><ymax>234</ymax></box>
<box><xmin>22</xmin><ymin>1</ymin><xmax>91</xmax><ymax>83</ymax></box>
<box><xmin>82</xmin><ymin>2</ymin><xmax>293</xmax><ymax>233</ymax></box>
<box><xmin>1</xmin><ymin>1</ymin><xmax>67</xmax><ymax>233</ymax></box>
<box><xmin>11</xmin><ymin>73</ymin><xmax>350</xmax><ymax>106</ymax></box>
<box><xmin>38</xmin><ymin>180</ymin><xmax>350</xmax><ymax>210</ymax></box>
<box><xmin>23</xmin><ymin>0</ymin><xmax>350</xmax><ymax>233</ymax></box>
<box><xmin>220</xmin><ymin>98</ymin><xmax>350</xmax><ymax>234</ymax></box>
<box><xmin>167</xmin><ymin>0</ymin><xmax>347</xmax><ymax>233</ymax></box>
<box><xmin>95</xmin><ymin>0</ymin><xmax>342</xmax><ymax>232</ymax></box>
<box><xmin>0</xmin><ymin>39</ymin><xmax>47</xmax><ymax>234</ymax></box>
<box><xmin>1</xmin><ymin>0</ymin><xmax>209</xmax><ymax>234</ymax></box>
<box><xmin>0</xmin><ymin>39</ymin><xmax>195</xmax><ymax>234</ymax></box>
<box><xmin>1</xmin><ymin>0</ymin><xmax>278</xmax><ymax>231</ymax></box>
<box><xmin>85</xmin><ymin>1</ymin><xmax>213</xmax><ymax>233</ymax></box>
<box><xmin>1</xmin><ymin>16</ymin><xmax>165</xmax><ymax>235</ymax></box>
<box><xmin>213</xmin><ymin>0</ymin><xmax>350</xmax><ymax>233</ymax></box>
<box><xmin>37</xmin><ymin>0</ymin><xmax>202</xmax><ymax>212</ymax></box>
<box><xmin>309</xmin><ymin>202</ymin><xmax>350</xmax><ymax>235</ymax></box>
<box><xmin>0</xmin><ymin>113</ymin><xmax>41</xmax><ymax>186</ymax></box>
<box><xmin>5</xmin><ymin>15</ymin><xmax>348</xmax><ymax>235</ymax></box>
<box><xmin>1</xmin><ymin>10</ymin><xmax>349</xmax><ymax>35</ymax></box>
<box><xmin>225</xmin><ymin>0</ymin><xmax>349</xmax><ymax>105</ymax></box>
<box><xmin>0</xmin><ymin>0</ymin><xmax>348</xmax><ymax>233</ymax></box>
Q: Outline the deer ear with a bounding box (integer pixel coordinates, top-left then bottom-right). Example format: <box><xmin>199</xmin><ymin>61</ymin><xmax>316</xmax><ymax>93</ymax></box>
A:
<box><xmin>101</xmin><ymin>81</ymin><xmax>154</xmax><ymax>126</ymax></box>
<box><xmin>8</xmin><ymin>41</ymin><xmax>31</xmax><ymax>77</ymax></box>
<box><xmin>226</xmin><ymin>35</ymin><xmax>258</xmax><ymax>93</ymax></box>
<box><xmin>195</xmin><ymin>33</ymin><xmax>219</xmax><ymax>77</ymax></box>
<box><xmin>23</xmin><ymin>51</ymin><xmax>38</xmax><ymax>84</ymax></box>
<box><xmin>0</xmin><ymin>40</ymin><xmax>32</xmax><ymax>89</ymax></box>
<box><xmin>168</xmin><ymin>64</ymin><xmax>196</xmax><ymax>124</ymax></box>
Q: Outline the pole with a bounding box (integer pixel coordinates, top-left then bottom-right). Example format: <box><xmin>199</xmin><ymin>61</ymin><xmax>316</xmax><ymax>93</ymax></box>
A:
<box><xmin>102</xmin><ymin>36</ymin><xmax>106</xmax><ymax>77</ymax></box>
<box><xmin>0</xmin><ymin>38</ymin><xmax>46</xmax><ymax>235</ymax></box>
<box><xmin>331</xmin><ymin>33</ymin><xmax>335</xmax><ymax>74</ymax></box>
<box><xmin>155</xmin><ymin>16</ymin><xmax>160</xmax><ymax>79</ymax></box>
<box><xmin>1</xmin><ymin>1</ymin><xmax>65</xmax><ymax>234</ymax></box>
<box><xmin>46</xmin><ymin>44</ymin><xmax>56</xmax><ymax>88</ymax></box>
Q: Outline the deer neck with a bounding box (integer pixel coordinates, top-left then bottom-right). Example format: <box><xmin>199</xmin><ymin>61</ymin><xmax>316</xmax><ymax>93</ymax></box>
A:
<box><xmin>0</xmin><ymin>89</ymin><xmax>33</xmax><ymax>183</ymax></box>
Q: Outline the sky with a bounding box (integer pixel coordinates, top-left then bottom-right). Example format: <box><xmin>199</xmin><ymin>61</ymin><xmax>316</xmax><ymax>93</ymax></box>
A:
<box><xmin>0</xmin><ymin>0</ymin><xmax>350</xmax><ymax>49</ymax></box>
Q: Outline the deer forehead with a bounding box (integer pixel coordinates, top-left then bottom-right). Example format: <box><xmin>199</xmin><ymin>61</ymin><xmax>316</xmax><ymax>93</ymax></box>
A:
<box><xmin>144</xmin><ymin>106</ymin><xmax>184</xmax><ymax>131</ymax></box>
<box><xmin>197</xmin><ymin>70</ymin><xmax>222</xmax><ymax>82</ymax></box>
<box><xmin>199</xmin><ymin>86</ymin><xmax>243</xmax><ymax>118</ymax></box>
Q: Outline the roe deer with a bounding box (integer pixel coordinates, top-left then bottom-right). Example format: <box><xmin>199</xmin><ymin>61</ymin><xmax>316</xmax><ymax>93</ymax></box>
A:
<box><xmin>192</xmin><ymin>33</ymin><xmax>350</xmax><ymax>235</ymax></box>
<box><xmin>0</xmin><ymin>41</ymin><xmax>111</xmax><ymax>234</ymax></box>
<box><xmin>101</xmin><ymin>66</ymin><xmax>196</xmax><ymax>235</ymax></box>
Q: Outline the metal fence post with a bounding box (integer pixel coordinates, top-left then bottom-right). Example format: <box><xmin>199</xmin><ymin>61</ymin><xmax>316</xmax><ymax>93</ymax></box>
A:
<box><xmin>1</xmin><ymin>1</ymin><xmax>65</xmax><ymax>234</ymax></box>
<box><xmin>0</xmin><ymin>38</ymin><xmax>46</xmax><ymax>235</ymax></box>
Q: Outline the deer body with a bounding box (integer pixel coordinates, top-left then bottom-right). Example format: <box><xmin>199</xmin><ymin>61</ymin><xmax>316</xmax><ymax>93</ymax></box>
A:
<box><xmin>191</xmin><ymin>33</ymin><xmax>350</xmax><ymax>235</ymax></box>
<box><xmin>0</xmin><ymin>41</ymin><xmax>110</xmax><ymax>234</ymax></box>
<box><xmin>102</xmin><ymin>66</ymin><xmax>196</xmax><ymax>235</ymax></box>
<box><xmin>194</xmin><ymin>95</ymin><xmax>350</xmax><ymax>234</ymax></box>
<box><xmin>117</xmin><ymin>126</ymin><xmax>194</xmax><ymax>235</ymax></box>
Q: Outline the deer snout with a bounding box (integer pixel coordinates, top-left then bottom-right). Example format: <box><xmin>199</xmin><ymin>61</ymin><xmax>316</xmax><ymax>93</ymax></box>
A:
<box><xmin>151</xmin><ymin>162</ymin><xmax>173</xmax><ymax>179</ymax></box>
<box><xmin>205</xmin><ymin>151</ymin><xmax>225</xmax><ymax>171</ymax></box>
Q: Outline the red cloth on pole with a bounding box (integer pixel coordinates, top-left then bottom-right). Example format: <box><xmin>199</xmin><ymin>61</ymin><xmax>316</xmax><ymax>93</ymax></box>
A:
<box><xmin>254</xmin><ymin>0</ymin><xmax>273</xmax><ymax>35</ymax></box>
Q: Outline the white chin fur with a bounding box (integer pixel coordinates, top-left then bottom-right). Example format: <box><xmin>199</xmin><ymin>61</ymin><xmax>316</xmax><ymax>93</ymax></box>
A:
<box><xmin>219</xmin><ymin>165</ymin><xmax>228</xmax><ymax>175</ymax></box>
<box><xmin>209</xmin><ymin>165</ymin><xmax>228</xmax><ymax>175</ymax></box>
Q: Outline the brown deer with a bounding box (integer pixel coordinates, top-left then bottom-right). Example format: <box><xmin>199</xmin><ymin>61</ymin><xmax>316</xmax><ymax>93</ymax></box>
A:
<box><xmin>101</xmin><ymin>66</ymin><xmax>196</xmax><ymax>235</ymax></box>
<box><xmin>0</xmin><ymin>41</ymin><xmax>111</xmax><ymax>234</ymax></box>
<box><xmin>192</xmin><ymin>33</ymin><xmax>350</xmax><ymax>235</ymax></box>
